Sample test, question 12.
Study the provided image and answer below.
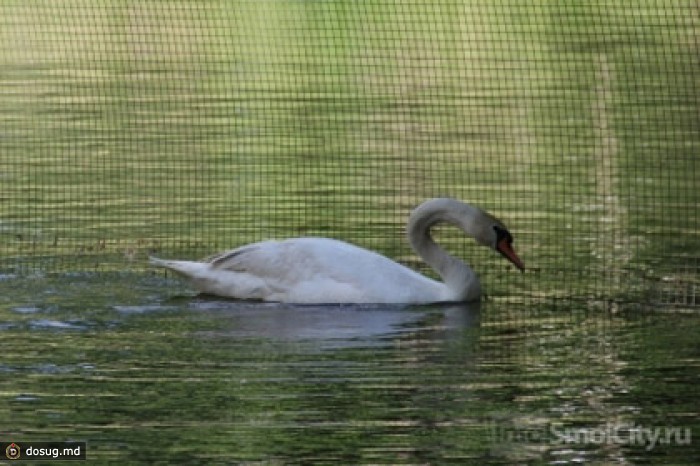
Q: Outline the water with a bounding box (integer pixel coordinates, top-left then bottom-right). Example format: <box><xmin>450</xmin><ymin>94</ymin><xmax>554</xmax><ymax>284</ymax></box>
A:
<box><xmin>1</xmin><ymin>273</ymin><xmax>697</xmax><ymax>464</ymax></box>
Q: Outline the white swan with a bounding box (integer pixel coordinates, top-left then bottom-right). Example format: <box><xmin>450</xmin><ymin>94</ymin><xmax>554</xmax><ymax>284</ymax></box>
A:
<box><xmin>149</xmin><ymin>198</ymin><xmax>524</xmax><ymax>304</ymax></box>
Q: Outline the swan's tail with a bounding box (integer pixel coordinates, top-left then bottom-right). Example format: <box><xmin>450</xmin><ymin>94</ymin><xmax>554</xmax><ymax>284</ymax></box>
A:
<box><xmin>149</xmin><ymin>256</ymin><xmax>207</xmax><ymax>278</ymax></box>
<box><xmin>150</xmin><ymin>256</ymin><xmax>253</xmax><ymax>299</ymax></box>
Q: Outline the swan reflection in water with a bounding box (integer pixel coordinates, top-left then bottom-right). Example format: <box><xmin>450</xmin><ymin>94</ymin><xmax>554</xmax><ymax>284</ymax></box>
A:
<box><xmin>190</xmin><ymin>299</ymin><xmax>481</xmax><ymax>349</ymax></box>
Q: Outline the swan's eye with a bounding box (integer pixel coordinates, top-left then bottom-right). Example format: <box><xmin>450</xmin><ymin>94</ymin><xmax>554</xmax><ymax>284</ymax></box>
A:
<box><xmin>493</xmin><ymin>225</ymin><xmax>513</xmax><ymax>244</ymax></box>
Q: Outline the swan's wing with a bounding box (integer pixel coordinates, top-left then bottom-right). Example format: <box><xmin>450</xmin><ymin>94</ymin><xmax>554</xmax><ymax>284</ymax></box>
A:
<box><xmin>207</xmin><ymin>241</ymin><xmax>285</xmax><ymax>275</ymax></box>
<box><xmin>205</xmin><ymin>239</ymin><xmax>363</xmax><ymax>302</ymax></box>
<box><xmin>205</xmin><ymin>238</ymin><xmax>389</xmax><ymax>296</ymax></box>
<box><xmin>208</xmin><ymin>245</ymin><xmax>261</xmax><ymax>271</ymax></box>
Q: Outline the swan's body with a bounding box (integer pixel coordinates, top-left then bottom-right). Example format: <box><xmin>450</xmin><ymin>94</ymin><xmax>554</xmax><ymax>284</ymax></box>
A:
<box><xmin>150</xmin><ymin>198</ymin><xmax>524</xmax><ymax>304</ymax></box>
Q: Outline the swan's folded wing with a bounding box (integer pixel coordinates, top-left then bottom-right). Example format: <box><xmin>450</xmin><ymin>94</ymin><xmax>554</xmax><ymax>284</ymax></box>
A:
<box><xmin>207</xmin><ymin>240</ymin><xmax>294</xmax><ymax>279</ymax></box>
<box><xmin>208</xmin><ymin>245</ymin><xmax>259</xmax><ymax>271</ymax></box>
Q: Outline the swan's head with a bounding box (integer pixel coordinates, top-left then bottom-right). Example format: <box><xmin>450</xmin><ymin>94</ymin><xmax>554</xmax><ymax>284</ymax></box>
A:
<box><xmin>468</xmin><ymin>209</ymin><xmax>525</xmax><ymax>272</ymax></box>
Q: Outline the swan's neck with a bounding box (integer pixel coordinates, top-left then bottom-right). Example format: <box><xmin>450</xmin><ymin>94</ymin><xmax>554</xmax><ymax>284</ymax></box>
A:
<box><xmin>407</xmin><ymin>201</ymin><xmax>480</xmax><ymax>300</ymax></box>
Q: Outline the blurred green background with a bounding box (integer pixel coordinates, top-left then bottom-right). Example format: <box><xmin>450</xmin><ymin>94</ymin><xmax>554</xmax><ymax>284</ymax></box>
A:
<box><xmin>1</xmin><ymin>0</ymin><xmax>698</xmax><ymax>305</ymax></box>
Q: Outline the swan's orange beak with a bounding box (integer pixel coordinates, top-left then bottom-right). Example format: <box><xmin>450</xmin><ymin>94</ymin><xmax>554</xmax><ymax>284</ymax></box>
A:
<box><xmin>497</xmin><ymin>238</ymin><xmax>525</xmax><ymax>271</ymax></box>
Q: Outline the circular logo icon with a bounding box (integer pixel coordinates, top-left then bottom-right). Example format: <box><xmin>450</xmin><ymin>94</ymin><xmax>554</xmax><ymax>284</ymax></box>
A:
<box><xmin>6</xmin><ymin>443</ymin><xmax>21</xmax><ymax>460</ymax></box>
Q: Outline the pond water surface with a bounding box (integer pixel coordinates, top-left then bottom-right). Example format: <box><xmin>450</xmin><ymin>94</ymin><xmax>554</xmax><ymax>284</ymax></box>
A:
<box><xmin>1</xmin><ymin>273</ymin><xmax>697</xmax><ymax>464</ymax></box>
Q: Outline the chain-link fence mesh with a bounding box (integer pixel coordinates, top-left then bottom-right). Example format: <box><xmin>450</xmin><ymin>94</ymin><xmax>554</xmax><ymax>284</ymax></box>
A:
<box><xmin>1</xmin><ymin>1</ymin><xmax>697</xmax><ymax>306</ymax></box>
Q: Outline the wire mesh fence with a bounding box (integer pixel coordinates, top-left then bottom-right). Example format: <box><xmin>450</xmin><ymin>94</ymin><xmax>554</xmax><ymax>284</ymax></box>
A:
<box><xmin>1</xmin><ymin>1</ymin><xmax>698</xmax><ymax>306</ymax></box>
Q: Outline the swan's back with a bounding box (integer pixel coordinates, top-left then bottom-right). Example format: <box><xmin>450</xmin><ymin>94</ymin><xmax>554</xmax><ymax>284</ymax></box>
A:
<box><xmin>152</xmin><ymin>237</ymin><xmax>448</xmax><ymax>304</ymax></box>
